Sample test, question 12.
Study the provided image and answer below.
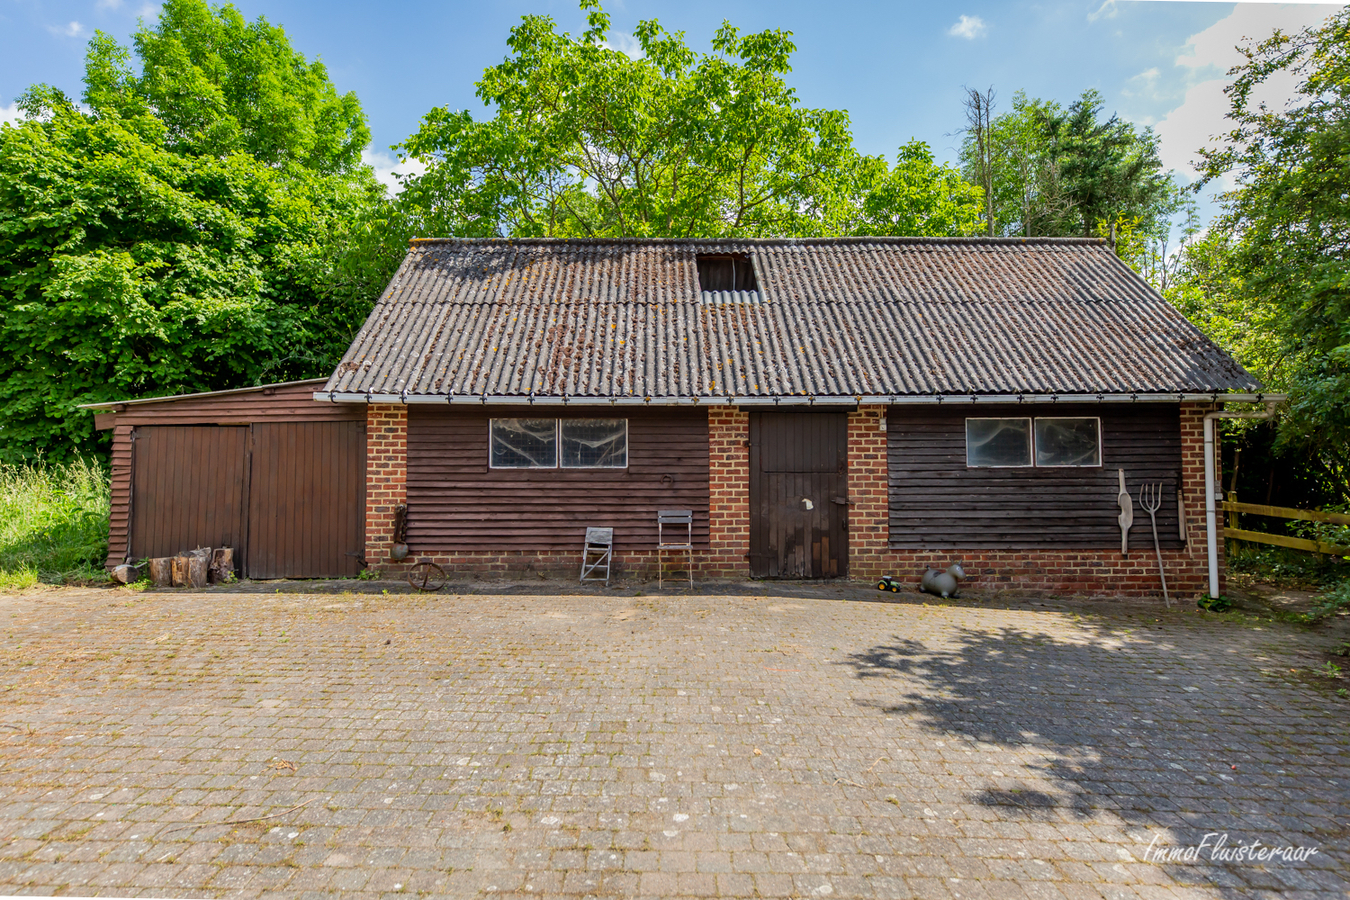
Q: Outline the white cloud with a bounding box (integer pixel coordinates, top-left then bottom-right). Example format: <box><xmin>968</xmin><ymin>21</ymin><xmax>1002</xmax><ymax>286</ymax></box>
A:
<box><xmin>363</xmin><ymin>147</ymin><xmax>427</xmax><ymax>196</ymax></box>
<box><xmin>602</xmin><ymin>33</ymin><xmax>644</xmax><ymax>60</ymax></box>
<box><xmin>947</xmin><ymin>15</ymin><xmax>987</xmax><ymax>40</ymax></box>
<box><xmin>96</xmin><ymin>0</ymin><xmax>124</xmax><ymax>10</ymax></box>
<box><xmin>1088</xmin><ymin>0</ymin><xmax>1118</xmax><ymax>23</ymax></box>
<box><xmin>48</xmin><ymin>20</ymin><xmax>86</xmax><ymax>38</ymax></box>
<box><xmin>1154</xmin><ymin>4</ymin><xmax>1337</xmax><ymax>178</ymax></box>
<box><xmin>1</xmin><ymin>102</ymin><xmax>25</xmax><ymax>128</ymax></box>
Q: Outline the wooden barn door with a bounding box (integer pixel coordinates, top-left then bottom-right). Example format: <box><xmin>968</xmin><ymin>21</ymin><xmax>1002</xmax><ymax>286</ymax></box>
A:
<box><xmin>247</xmin><ymin>421</ymin><xmax>366</xmax><ymax>579</ymax></box>
<box><xmin>129</xmin><ymin>426</ymin><xmax>249</xmax><ymax>562</ymax></box>
<box><xmin>749</xmin><ymin>412</ymin><xmax>848</xmax><ymax>578</ymax></box>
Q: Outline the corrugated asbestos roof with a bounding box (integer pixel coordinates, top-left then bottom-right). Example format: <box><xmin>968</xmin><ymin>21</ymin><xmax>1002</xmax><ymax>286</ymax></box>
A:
<box><xmin>324</xmin><ymin>237</ymin><xmax>1258</xmax><ymax>399</ymax></box>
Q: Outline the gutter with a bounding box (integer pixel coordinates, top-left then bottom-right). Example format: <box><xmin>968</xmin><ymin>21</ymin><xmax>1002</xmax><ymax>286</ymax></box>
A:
<box><xmin>313</xmin><ymin>391</ymin><xmax>1279</xmax><ymax>406</ymax></box>
<box><xmin>1203</xmin><ymin>400</ymin><xmax>1283</xmax><ymax>599</ymax></box>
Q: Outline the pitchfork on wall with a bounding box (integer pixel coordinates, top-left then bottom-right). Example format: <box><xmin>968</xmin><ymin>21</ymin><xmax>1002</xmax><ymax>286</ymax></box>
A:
<box><xmin>1139</xmin><ymin>482</ymin><xmax>1171</xmax><ymax>607</ymax></box>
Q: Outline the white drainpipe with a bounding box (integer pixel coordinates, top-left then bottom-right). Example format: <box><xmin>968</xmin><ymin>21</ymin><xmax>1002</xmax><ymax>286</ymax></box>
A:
<box><xmin>1203</xmin><ymin>401</ymin><xmax>1282</xmax><ymax>598</ymax></box>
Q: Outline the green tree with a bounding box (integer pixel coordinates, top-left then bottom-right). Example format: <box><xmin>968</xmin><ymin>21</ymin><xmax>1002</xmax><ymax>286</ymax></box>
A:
<box><xmin>1194</xmin><ymin>8</ymin><xmax>1350</xmax><ymax>500</ymax></box>
<box><xmin>848</xmin><ymin>142</ymin><xmax>984</xmax><ymax>237</ymax></box>
<box><xmin>0</xmin><ymin>6</ymin><xmax>382</xmax><ymax>464</ymax></box>
<box><xmin>395</xmin><ymin>2</ymin><xmax>980</xmax><ymax>240</ymax></box>
<box><xmin>85</xmin><ymin>0</ymin><xmax>369</xmax><ymax>173</ymax></box>
<box><xmin>959</xmin><ymin>89</ymin><xmax>1178</xmax><ymax>242</ymax></box>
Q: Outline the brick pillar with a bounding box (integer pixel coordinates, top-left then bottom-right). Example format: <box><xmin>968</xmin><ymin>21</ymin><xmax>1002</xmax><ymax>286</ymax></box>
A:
<box><xmin>1180</xmin><ymin>401</ymin><xmax>1223</xmax><ymax>594</ymax></box>
<box><xmin>847</xmin><ymin>405</ymin><xmax>889</xmax><ymax>579</ymax></box>
<box><xmin>707</xmin><ymin>406</ymin><xmax>750</xmax><ymax>577</ymax></box>
<box><xmin>365</xmin><ymin>404</ymin><xmax>408</xmax><ymax>568</ymax></box>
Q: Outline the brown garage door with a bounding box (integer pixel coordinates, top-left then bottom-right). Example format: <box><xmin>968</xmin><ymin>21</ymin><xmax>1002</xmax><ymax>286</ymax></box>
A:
<box><xmin>130</xmin><ymin>426</ymin><xmax>249</xmax><ymax>561</ymax></box>
<box><xmin>749</xmin><ymin>412</ymin><xmax>849</xmax><ymax>578</ymax></box>
<box><xmin>247</xmin><ymin>421</ymin><xmax>366</xmax><ymax>578</ymax></box>
<box><xmin>129</xmin><ymin>421</ymin><xmax>365</xmax><ymax>578</ymax></box>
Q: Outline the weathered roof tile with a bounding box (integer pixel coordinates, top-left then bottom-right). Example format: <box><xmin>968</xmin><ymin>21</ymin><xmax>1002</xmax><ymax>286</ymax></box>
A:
<box><xmin>325</xmin><ymin>237</ymin><xmax>1258</xmax><ymax>397</ymax></box>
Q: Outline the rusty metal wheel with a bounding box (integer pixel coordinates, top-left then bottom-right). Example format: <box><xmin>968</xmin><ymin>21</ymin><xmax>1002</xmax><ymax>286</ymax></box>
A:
<box><xmin>407</xmin><ymin>561</ymin><xmax>447</xmax><ymax>592</ymax></box>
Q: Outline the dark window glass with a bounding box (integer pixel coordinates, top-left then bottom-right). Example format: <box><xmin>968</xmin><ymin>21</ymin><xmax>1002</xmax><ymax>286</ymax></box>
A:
<box><xmin>561</xmin><ymin>419</ymin><xmax>627</xmax><ymax>468</ymax></box>
<box><xmin>696</xmin><ymin>255</ymin><xmax>757</xmax><ymax>292</ymax></box>
<box><xmin>1035</xmin><ymin>417</ymin><xmax>1101</xmax><ymax>467</ymax></box>
<box><xmin>965</xmin><ymin>418</ymin><xmax>1032</xmax><ymax>467</ymax></box>
<box><xmin>490</xmin><ymin>418</ymin><xmax>557</xmax><ymax>468</ymax></box>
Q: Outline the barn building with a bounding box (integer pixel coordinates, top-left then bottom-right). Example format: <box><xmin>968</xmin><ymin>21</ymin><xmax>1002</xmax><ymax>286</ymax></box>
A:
<box><xmin>89</xmin><ymin>236</ymin><xmax>1267</xmax><ymax>597</ymax></box>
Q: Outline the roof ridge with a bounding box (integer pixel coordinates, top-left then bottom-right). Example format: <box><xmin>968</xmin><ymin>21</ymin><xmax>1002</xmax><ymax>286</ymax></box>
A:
<box><xmin>407</xmin><ymin>236</ymin><xmax>1109</xmax><ymax>247</ymax></box>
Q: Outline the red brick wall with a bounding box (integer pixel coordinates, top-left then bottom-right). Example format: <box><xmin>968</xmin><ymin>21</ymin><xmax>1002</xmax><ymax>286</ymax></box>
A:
<box><xmin>847</xmin><ymin>405</ymin><xmax>890</xmax><ymax>577</ymax></box>
<box><xmin>1181</xmin><ymin>402</ymin><xmax>1222</xmax><ymax>590</ymax></box>
<box><xmin>365</xmin><ymin>404</ymin><xmax>407</xmax><ymax>566</ymax></box>
<box><xmin>844</xmin><ymin>401</ymin><xmax>1223</xmax><ymax>600</ymax></box>
<box><xmin>705</xmin><ymin>406</ymin><xmax>751</xmax><ymax>577</ymax></box>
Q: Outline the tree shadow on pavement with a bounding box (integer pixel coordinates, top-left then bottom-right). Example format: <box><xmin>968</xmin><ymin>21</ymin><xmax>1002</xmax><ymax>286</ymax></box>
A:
<box><xmin>841</xmin><ymin>624</ymin><xmax>1347</xmax><ymax>897</ymax></box>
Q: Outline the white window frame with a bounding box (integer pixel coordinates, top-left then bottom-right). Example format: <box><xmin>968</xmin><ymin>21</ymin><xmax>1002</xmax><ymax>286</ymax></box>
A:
<box><xmin>964</xmin><ymin>415</ymin><xmax>1104</xmax><ymax>469</ymax></box>
<box><xmin>964</xmin><ymin>417</ymin><xmax>1034</xmax><ymax>468</ymax></box>
<box><xmin>560</xmin><ymin>418</ymin><xmax>628</xmax><ymax>469</ymax></box>
<box><xmin>1033</xmin><ymin>416</ymin><xmax>1103</xmax><ymax>468</ymax></box>
<box><xmin>488</xmin><ymin>418</ymin><xmax>629</xmax><ymax>470</ymax></box>
<box><xmin>489</xmin><ymin>417</ymin><xmax>559</xmax><ymax>469</ymax></box>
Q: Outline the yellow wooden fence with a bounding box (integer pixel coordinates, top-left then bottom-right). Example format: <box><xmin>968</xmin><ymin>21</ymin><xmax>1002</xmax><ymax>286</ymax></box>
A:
<box><xmin>1220</xmin><ymin>494</ymin><xmax>1350</xmax><ymax>556</ymax></box>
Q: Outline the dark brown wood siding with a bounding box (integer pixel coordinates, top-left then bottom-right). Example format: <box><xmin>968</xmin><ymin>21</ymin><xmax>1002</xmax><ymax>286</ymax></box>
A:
<box><xmin>99</xmin><ymin>381</ymin><xmax>361</xmax><ymax>568</ymax></box>
<box><xmin>106</xmin><ymin>425</ymin><xmax>134</xmax><ymax>567</ymax></box>
<box><xmin>749</xmin><ymin>412</ymin><xmax>848</xmax><ymax>578</ymax></box>
<box><xmin>247</xmin><ymin>421</ymin><xmax>366</xmax><ymax>579</ymax></box>
<box><xmin>406</xmin><ymin>407</ymin><xmax>710</xmax><ymax>552</ymax></box>
<box><xmin>129</xmin><ymin>426</ymin><xmax>249</xmax><ymax>561</ymax></box>
<box><xmin>888</xmin><ymin>403</ymin><xmax>1184</xmax><ymax>550</ymax></box>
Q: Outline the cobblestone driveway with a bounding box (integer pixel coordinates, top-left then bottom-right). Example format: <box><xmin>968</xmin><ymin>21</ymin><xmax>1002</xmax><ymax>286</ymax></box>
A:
<box><xmin>0</xmin><ymin>585</ymin><xmax>1345</xmax><ymax>899</ymax></box>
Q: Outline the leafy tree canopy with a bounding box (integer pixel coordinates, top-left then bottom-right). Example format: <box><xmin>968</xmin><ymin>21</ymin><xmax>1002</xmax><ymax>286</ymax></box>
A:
<box><xmin>393</xmin><ymin>1</ymin><xmax>981</xmax><ymax>239</ymax></box>
<box><xmin>0</xmin><ymin>1</ymin><xmax>382</xmax><ymax>463</ymax></box>
<box><xmin>959</xmin><ymin>89</ymin><xmax>1181</xmax><ymax>242</ymax></box>
<box><xmin>78</xmin><ymin>0</ymin><xmax>369</xmax><ymax>173</ymax></box>
<box><xmin>1188</xmin><ymin>8</ymin><xmax>1350</xmax><ymax>500</ymax></box>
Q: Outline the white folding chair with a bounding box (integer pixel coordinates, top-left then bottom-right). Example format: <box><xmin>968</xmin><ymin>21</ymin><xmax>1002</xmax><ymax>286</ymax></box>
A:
<box><xmin>580</xmin><ymin>527</ymin><xmax>614</xmax><ymax>584</ymax></box>
<box><xmin>657</xmin><ymin>510</ymin><xmax>693</xmax><ymax>590</ymax></box>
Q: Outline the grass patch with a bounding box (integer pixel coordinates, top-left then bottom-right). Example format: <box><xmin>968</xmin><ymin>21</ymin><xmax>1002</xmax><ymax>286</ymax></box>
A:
<box><xmin>1228</xmin><ymin>542</ymin><xmax>1349</xmax><ymax>588</ymax></box>
<box><xmin>0</xmin><ymin>458</ymin><xmax>109</xmax><ymax>587</ymax></box>
<box><xmin>0</xmin><ymin>565</ymin><xmax>40</xmax><ymax>592</ymax></box>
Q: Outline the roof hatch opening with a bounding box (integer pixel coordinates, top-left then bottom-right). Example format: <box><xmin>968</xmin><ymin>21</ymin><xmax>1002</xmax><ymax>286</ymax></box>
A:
<box><xmin>697</xmin><ymin>254</ymin><xmax>757</xmax><ymax>293</ymax></box>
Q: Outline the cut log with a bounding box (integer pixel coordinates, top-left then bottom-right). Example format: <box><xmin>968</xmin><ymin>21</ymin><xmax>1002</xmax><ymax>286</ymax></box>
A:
<box><xmin>183</xmin><ymin>554</ymin><xmax>208</xmax><ymax>589</ymax></box>
<box><xmin>210</xmin><ymin>547</ymin><xmax>234</xmax><ymax>584</ymax></box>
<box><xmin>111</xmin><ymin>564</ymin><xmax>140</xmax><ymax>584</ymax></box>
<box><xmin>171</xmin><ymin>555</ymin><xmax>189</xmax><ymax>587</ymax></box>
<box><xmin>148</xmin><ymin>557</ymin><xmax>173</xmax><ymax>587</ymax></box>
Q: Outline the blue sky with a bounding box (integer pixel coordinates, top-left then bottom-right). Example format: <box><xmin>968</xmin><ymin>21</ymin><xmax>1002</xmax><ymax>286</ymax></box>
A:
<box><xmin>1</xmin><ymin>0</ymin><xmax>1343</xmax><ymax>227</ymax></box>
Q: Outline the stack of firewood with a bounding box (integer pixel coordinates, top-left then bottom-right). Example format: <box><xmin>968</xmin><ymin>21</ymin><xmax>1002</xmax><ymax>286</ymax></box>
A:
<box><xmin>140</xmin><ymin>547</ymin><xmax>235</xmax><ymax>587</ymax></box>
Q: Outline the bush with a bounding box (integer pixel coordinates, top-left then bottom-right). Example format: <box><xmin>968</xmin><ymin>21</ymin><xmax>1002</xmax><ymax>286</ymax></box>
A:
<box><xmin>1228</xmin><ymin>542</ymin><xmax>1349</xmax><ymax>586</ymax></box>
<box><xmin>0</xmin><ymin>458</ymin><xmax>109</xmax><ymax>586</ymax></box>
<box><xmin>1305</xmin><ymin>580</ymin><xmax>1350</xmax><ymax>624</ymax></box>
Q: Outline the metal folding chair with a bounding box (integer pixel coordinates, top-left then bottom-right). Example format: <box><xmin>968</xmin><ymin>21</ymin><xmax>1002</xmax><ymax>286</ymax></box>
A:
<box><xmin>580</xmin><ymin>526</ymin><xmax>614</xmax><ymax>584</ymax></box>
<box><xmin>657</xmin><ymin>509</ymin><xmax>694</xmax><ymax>590</ymax></box>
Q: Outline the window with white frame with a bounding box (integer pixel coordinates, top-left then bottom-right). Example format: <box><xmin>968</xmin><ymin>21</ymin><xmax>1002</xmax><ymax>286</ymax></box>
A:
<box><xmin>490</xmin><ymin>418</ymin><xmax>628</xmax><ymax>469</ymax></box>
<box><xmin>1034</xmin><ymin>417</ymin><xmax>1101</xmax><ymax>467</ymax></box>
<box><xmin>965</xmin><ymin>416</ymin><xmax>1101</xmax><ymax>468</ymax></box>
<box><xmin>965</xmin><ymin>418</ymin><xmax>1033</xmax><ymax>467</ymax></box>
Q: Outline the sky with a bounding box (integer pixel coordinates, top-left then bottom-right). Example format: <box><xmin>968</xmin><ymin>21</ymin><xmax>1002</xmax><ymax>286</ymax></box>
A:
<box><xmin>1</xmin><ymin>0</ymin><xmax>1344</xmax><ymax>229</ymax></box>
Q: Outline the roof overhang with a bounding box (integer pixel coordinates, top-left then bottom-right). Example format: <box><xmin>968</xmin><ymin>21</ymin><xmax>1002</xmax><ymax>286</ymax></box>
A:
<box><xmin>80</xmin><ymin>379</ymin><xmax>329</xmax><ymax>411</ymax></box>
<box><xmin>313</xmin><ymin>391</ymin><xmax>1285</xmax><ymax>407</ymax></box>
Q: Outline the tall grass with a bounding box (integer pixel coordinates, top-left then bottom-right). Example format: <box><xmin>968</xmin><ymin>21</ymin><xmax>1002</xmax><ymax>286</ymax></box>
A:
<box><xmin>0</xmin><ymin>458</ymin><xmax>110</xmax><ymax>587</ymax></box>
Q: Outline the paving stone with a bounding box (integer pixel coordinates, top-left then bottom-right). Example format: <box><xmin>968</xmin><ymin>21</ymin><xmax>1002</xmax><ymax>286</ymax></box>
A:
<box><xmin>0</xmin><ymin>586</ymin><xmax>1344</xmax><ymax>898</ymax></box>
